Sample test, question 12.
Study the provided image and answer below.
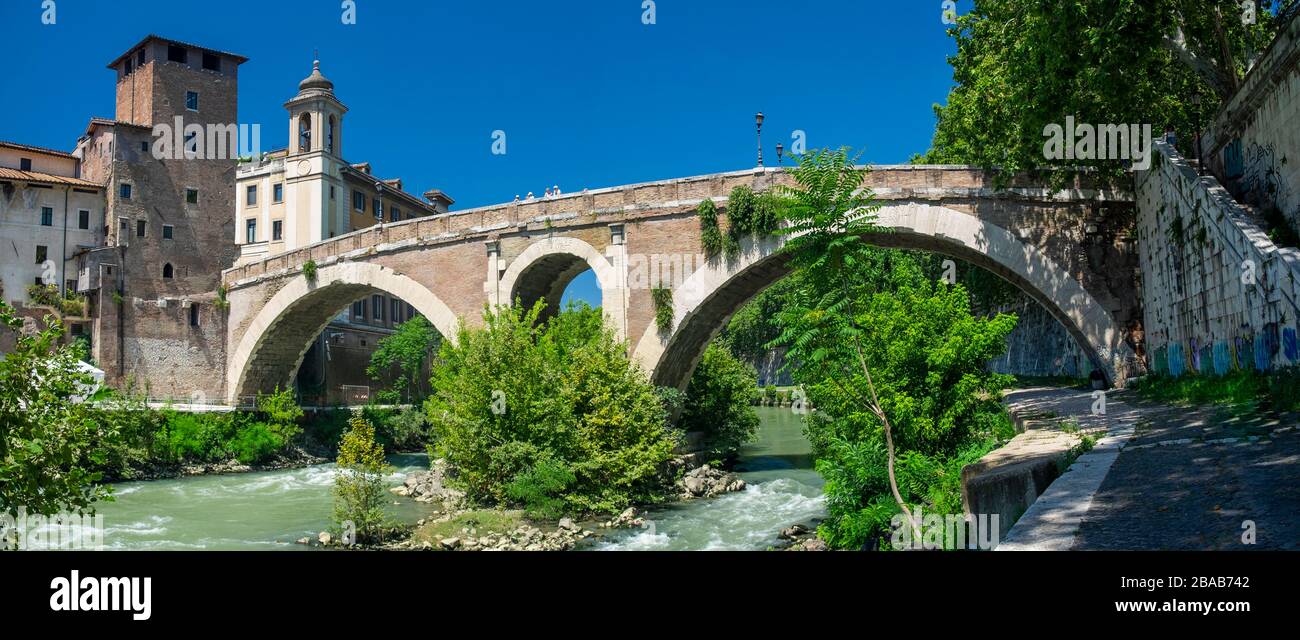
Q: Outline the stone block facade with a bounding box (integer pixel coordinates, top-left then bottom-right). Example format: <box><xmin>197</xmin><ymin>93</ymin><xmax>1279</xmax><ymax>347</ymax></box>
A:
<box><xmin>1136</xmin><ymin>142</ymin><xmax>1300</xmax><ymax>375</ymax></box>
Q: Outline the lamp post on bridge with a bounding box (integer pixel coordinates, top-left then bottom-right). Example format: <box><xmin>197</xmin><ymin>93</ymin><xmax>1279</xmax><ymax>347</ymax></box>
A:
<box><xmin>756</xmin><ymin>112</ymin><xmax>765</xmax><ymax>168</ymax></box>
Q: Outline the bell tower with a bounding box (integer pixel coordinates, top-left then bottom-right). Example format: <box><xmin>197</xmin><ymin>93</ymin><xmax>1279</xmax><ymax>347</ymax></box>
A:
<box><xmin>282</xmin><ymin>59</ymin><xmax>350</xmax><ymax>241</ymax></box>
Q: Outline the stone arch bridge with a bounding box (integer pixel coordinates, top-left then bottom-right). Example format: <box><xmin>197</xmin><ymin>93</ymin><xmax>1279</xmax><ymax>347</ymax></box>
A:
<box><xmin>221</xmin><ymin>166</ymin><xmax>1142</xmax><ymax>405</ymax></box>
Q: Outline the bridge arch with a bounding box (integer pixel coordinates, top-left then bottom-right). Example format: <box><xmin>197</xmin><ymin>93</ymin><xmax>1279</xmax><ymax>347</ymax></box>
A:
<box><xmin>226</xmin><ymin>261</ymin><xmax>460</xmax><ymax>404</ymax></box>
<box><xmin>632</xmin><ymin>202</ymin><xmax>1135</xmax><ymax>391</ymax></box>
<box><xmin>497</xmin><ymin>235</ymin><xmax>625</xmax><ymax>335</ymax></box>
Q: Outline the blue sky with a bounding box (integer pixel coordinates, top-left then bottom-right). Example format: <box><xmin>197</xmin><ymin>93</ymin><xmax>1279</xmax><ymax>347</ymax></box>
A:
<box><xmin>1</xmin><ymin>0</ymin><xmax>967</xmax><ymax>305</ymax></box>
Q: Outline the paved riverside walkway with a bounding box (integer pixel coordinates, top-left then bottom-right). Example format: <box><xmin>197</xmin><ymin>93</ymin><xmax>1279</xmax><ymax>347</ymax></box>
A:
<box><xmin>995</xmin><ymin>387</ymin><xmax>1299</xmax><ymax>550</ymax></box>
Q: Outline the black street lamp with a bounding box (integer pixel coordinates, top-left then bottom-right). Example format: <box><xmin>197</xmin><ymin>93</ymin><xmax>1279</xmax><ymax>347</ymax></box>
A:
<box><xmin>756</xmin><ymin>112</ymin><xmax>765</xmax><ymax>167</ymax></box>
<box><xmin>776</xmin><ymin>142</ymin><xmax>784</xmax><ymax>165</ymax></box>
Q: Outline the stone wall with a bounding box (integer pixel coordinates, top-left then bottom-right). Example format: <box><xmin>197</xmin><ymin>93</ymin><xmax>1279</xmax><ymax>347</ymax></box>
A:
<box><xmin>1203</xmin><ymin>11</ymin><xmax>1300</xmax><ymax>238</ymax></box>
<box><xmin>986</xmin><ymin>294</ymin><xmax>1092</xmax><ymax>379</ymax></box>
<box><xmin>1135</xmin><ymin>141</ymin><xmax>1300</xmax><ymax>375</ymax></box>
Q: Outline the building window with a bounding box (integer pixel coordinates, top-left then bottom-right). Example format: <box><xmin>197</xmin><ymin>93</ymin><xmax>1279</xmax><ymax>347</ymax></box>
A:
<box><xmin>167</xmin><ymin>45</ymin><xmax>187</xmax><ymax>64</ymax></box>
<box><xmin>353</xmin><ymin>191</ymin><xmax>365</xmax><ymax>212</ymax></box>
<box><xmin>78</xmin><ymin>210</ymin><xmax>90</xmax><ymax>229</ymax></box>
<box><xmin>272</xmin><ymin>220</ymin><xmax>283</xmax><ymax>241</ymax></box>
<box><xmin>66</xmin><ymin>280</ymin><xmax>77</xmax><ymax>294</ymax></box>
<box><xmin>190</xmin><ymin>303</ymin><xmax>201</xmax><ymax>326</ymax></box>
<box><xmin>372</xmin><ymin>295</ymin><xmax>385</xmax><ymax>322</ymax></box>
<box><xmin>163</xmin><ymin>224</ymin><xmax>174</xmax><ymax>239</ymax></box>
<box><xmin>19</xmin><ymin>158</ymin><xmax>32</xmax><ymax>171</ymax></box>
<box><xmin>35</xmin><ymin>245</ymin><xmax>47</xmax><ymax>264</ymax></box>
<box><xmin>136</xmin><ymin>220</ymin><xmax>146</xmax><ymax>237</ymax></box>
<box><xmin>162</xmin><ymin>263</ymin><xmax>174</xmax><ymax>279</ymax></box>
<box><xmin>391</xmin><ymin>206</ymin><xmax>400</xmax><ymax>222</ymax></box>
<box><xmin>40</xmin><ymin>207</ymin><xmax>53</xmax><ymax>226</ymax></box>
<box><xmin>186</xmin><ymin>188</ymin><xmax>198</xmax><ymax>204</ymax></box>
<box><xmin>246</xmin><ymin>185</ymin><xmax>257</xmax><ymax>207</ymax></box>
<box><xmin>202</xmin><ymin>52</ymin><xmax>220</xmax><ymax>72</ymax></box>
<box><xmin>273</xmin><ymin>183</ymin><xmax>283</xmax><ymax>203</ymax></box>
<box><xmin>352</xmin><ymin>299</ymin><xmax>367</xmax><ymax>321</ymax></box>
<box><xmin>124</xmin><ymin>58</ymin><xmax>133</xmax><ymax>75</ymax></box>
<box><xmin>137</xmin><ymin>49</ymin><xmax>146</xmax><ymax>66</ymax></box>
<box><xmin>298</xmin><ymin>113</ymin><xmax>312</xmax><ymax>152</ymax></box>
<box><xmin>245</xmin><ymin>219</ymin><xmax>257</xmax><ymax>243</ymax></box>
<box><xmin>392</xmin><ymin>299</ymin><xmax>402</xmax><ymax>323</ymax></box>
<box><xmin>186</xmin><ymin>91</ymin><xmax>199</xmax><ymax>111</ymax></box>
<box><xmin>373</xmin><ymin>198</ymin><xmax>382</xmax><ymax>220</ymax></box>
<box><xmin>330</xmin><ymin>186</ymin><xmax>335</xmax><ymax>200</ymax></box>
<box><xmin>141</xmin><ymin>141</ymin><xmax>149</xmax><ymax>153</ymax></box>
<box><xmin>327</xmin><ymin>116</ymin><xmax>336</xmax><ymax>154</ymax></box>
<box><xmin>119</xmin><ymin>184</ymin><xmax>132</xmax><ymax>199</ymax></box>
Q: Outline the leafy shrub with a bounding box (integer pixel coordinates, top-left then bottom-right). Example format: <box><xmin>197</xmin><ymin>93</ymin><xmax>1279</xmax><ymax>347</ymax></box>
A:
<box><xmin>1</xmin><ymin>301</ymin><xmax>120</xmax><ymax>517</ymax></box>
<box><xmin>361</xmin><ymin>405</ymin><xmax>430</xmax><ymax>451</ymax></box>
<box><xmin>367</xmin><ymin>316</ymin><xmax>441</xmax><ymax>403</ymax></box>
<box><xmin>302</xmin><ymin>259</ymin><xmax>318</xmax><ymax>281</ymax></box>
<box><xmin>678</xmin><ymin>344</ymin><xmax>760</xmax><ymax>460</ymax></box>
<box><xmin>651</xmin><ymin>285</ymin><xmax>673</xmax><ymax>333</ymax></box>
<box><xmin>333</xmin><ymin>414</ymin><xmax>392</xmax><ymax>544</ymax></box>
<box><xmin>256</xmin><ymin>387</ymin><xmax>302</xmax><ymax>444</ymax></box>
<box><xmin>302</xmin><ymin>409</ymin><xmax>351</xmax><ymax>450</ymax></box>
<box><xmin>698</xmin><ymin>199</ymin><xmax>723</xmax><ymax>257</ymax></box>
<box><xmin>425</xmin><ymin>302</ymin><xmax>677</xmax><ymax>515</ymax></box>
<box><xmin>228</xmin><ymin>422</ymin><xmax>285</xmax><ymax>464</ymax></box>
<box><xmin>727</xmin><ymin>185</ymin><xmax>756</xmax><ymax>234</ymax></box>
<box><xmin>505</xmin><ymin>455</ymin><xmax>577</xmax><ymax>520</ymax></box>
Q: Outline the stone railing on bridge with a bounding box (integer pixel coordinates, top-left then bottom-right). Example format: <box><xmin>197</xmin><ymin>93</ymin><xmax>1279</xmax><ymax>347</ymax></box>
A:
<box><xmin>221</xmin><ymin>165</ymin><xmax>1118</xmax><ymax>288</ymax></box>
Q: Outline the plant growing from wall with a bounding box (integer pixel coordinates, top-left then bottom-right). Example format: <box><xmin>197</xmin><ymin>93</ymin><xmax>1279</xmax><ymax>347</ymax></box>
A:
<box><xmin>698</xmin><ymin>198</ymin><xmax>723</xmax><ymax>257</ymax></box>
<box><xmin>214</xmin><ymin>286</ymin><xmax>230</xmax><ymax>311</ymax></box>
<box><xmin>651</xmin><ymin>285</ymin><xmax>674</xmax><ymax>334</ymax></box>
<box><xmin>302</xmin><ymin>259</ymin><xmax>318</xmax><ymax>281</ymax></box>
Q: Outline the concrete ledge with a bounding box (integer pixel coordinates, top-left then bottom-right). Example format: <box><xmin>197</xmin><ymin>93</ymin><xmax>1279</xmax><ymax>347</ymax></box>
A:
<box><xmin>961</xmin><ymin>428</ymin><xmax>1080</xmax><ymax>531</ymax></box>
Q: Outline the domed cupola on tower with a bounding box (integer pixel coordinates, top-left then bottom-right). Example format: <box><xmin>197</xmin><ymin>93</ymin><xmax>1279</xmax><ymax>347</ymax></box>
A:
<box><xmin>285</xmin><ymin>59</ymin><xmax>347</xmax><ymax>158</ymax></box>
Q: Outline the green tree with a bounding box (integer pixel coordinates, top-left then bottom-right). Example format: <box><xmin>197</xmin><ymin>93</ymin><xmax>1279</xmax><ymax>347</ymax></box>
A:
<box><xmin>923</xmin><ymin>0</ymin><xmax>1293</xmax><ymax>184</ymax></box>
<box><xmin>332</xmin><ymin>414</ymin><xmax>392</xmax><ymax>545</ymax></box>
<box><xmin>770</xmin><ymin>149</ymin><xmax>1018</xmax><ymax>547</ymax></box>
<box><xmin>367</xmin><ymin>316</ymin><xmax>441</xmax><ymax>404</ymax></box>
<box><xmin>678</xmin><ymin>344</ymin><xmax>761</xmax><ymax>461</ymax></box>
<box><xmin>425</xmin><ymin>301</ymin><xmax>677</xmax><ymax>515</ymax></box>
<box><xmin>0</xmin><ymin>303</ymin><xmax>119</xmax><ymax>517</ymax></box>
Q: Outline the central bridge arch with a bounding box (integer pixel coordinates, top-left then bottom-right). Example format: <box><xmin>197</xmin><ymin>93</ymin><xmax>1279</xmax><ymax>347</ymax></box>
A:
<box><xmin>632</xmin><ymin>202</ymin><xmax>1136</xmax><ymax>390</ymax></box>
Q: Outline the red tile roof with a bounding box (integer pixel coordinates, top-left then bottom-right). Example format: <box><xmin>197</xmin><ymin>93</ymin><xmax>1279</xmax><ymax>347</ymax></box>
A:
<box><xmin>0</xmin><ymin>167</ymin><xmax>103</xmax><ymax>189</ymax></box>
<box><xmin>0</xmin><ymin>140</ymin><xmax>75</xmax><ymax>159</ymax></box>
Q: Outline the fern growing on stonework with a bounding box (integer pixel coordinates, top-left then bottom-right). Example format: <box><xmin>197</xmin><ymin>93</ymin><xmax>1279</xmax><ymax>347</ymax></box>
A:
<box><xmin>651</xmin><ymin>285</ymin><xmax>674</xmax><ymax>334</ymax></box>
<box><xmin>698</xmin><ymin>198</ymin><xmax>723</xmax><ymax>257</ymax></box>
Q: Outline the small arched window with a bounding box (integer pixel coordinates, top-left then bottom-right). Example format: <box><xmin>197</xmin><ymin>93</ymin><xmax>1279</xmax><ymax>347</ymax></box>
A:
<box><xmin>162</xmin><ymin>263</ymin><xmax>174</xmax><ymax>279</ymax></box>
<box><xmin>298</xmin><ymin>113</ymin><xmax>312</xmax><ymax>152</ymax></box>
<box><xmin>327</xmin><ymin>116</ymin><xmax>336</xmax><ymax>154</ymax></box>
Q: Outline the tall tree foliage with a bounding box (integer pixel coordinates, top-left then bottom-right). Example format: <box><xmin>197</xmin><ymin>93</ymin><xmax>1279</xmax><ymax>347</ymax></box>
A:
<box><xmin>1</xmin><ymin>303</ymin><xmax>119</xmax><ymax>517</ymax></box>
<box><xmin>769</xmin><ymin>148</ymin><xmax>919</xmax><ymax>533</ymax></box>
<box><xmin>923</xmin><ymin>0</ymin><xmax>1293</xmax><ymax>182</ymax></box>
<box><xmin>367</xmin><ymin>316</ymin><xmax>441</xmax><ymax>404</ymax></box>
<box><xmin>770</xmin><ymin>150</ymin><xmax>1018</xmax><ymax>548</ymax></box>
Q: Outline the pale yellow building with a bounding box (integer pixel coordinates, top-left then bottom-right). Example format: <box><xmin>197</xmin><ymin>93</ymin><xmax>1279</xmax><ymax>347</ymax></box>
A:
<box><xmin>234</xmin><ymin>60</ymin><xmax>452</xmax><ymax>265</ymax></box>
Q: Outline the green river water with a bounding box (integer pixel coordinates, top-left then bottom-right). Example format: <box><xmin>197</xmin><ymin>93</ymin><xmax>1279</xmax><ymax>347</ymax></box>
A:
<box><xmin>85</xmin><ymin>407</ymin><xmax>824</xmax><ymax>551</ymax></box>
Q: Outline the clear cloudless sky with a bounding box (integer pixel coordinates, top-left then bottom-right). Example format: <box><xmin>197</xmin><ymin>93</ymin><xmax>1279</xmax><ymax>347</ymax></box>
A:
<box><xmin>0</xmin><ymin>0</ymin><xmax>970</xmax><ymax>306</ymax></box>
